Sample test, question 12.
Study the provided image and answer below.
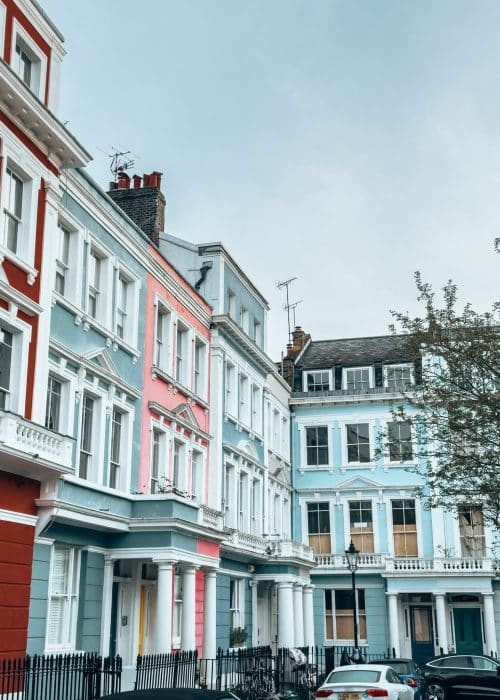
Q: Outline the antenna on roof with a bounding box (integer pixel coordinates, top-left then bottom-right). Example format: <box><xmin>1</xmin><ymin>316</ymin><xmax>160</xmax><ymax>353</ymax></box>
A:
<box><xmin>109</xmin><ymin>147</ymin><xmax>135</xmax><ymax>180</ymax></box>
<box><xmin>277</xmin><ymin>277</ymin><xmax>298</xmax><ymax>344</ymax></box>
<box><xmin>287</xmin><ymin>300</ymin><xmax>303</xmax><ymax>329</ymax></box>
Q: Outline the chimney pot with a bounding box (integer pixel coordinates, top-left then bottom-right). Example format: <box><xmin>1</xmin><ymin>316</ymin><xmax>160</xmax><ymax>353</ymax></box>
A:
<box><xmin>117</xmin><ymin>172</ymin><xmax>130</xmax><ymax>189</ymax></box>
<box><xmin>133</xmin><ymin>175</ymin><xmax>141</xmax><ymax>189</ymax></box>
<box><xmin>143</xmin><ymin>173</ymin><xmax>150</xmax><ymax>188</ymax></box>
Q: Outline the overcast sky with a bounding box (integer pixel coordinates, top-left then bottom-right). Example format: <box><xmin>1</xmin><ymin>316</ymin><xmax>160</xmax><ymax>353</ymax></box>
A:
<box><xmin>41</xmin><ymin>0</ymin><xmax>499</xmax><ymax>359</ymax></box>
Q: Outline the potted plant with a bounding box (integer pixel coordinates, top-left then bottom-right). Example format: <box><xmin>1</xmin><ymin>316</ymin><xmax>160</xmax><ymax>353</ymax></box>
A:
<box><xmin>229</xmin><ymin>626</ymin><xmax>248</xmax><ymax>648</ymax></box>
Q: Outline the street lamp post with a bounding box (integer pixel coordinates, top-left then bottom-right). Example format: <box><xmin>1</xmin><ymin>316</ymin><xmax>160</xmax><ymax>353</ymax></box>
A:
<box><xmin>345</xmin><ymin>540</ymin><xmax>360</xmax><ymax>661</ymax></box>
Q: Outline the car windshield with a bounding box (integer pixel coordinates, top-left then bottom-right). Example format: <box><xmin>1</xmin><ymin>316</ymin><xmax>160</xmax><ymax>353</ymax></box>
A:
<box><xmin>326</xmin><ymin>670</ymin><xmax>381</xmax><ymax>684</ymax></box>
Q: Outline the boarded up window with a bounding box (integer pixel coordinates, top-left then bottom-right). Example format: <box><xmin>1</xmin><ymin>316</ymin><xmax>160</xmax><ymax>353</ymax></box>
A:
<box><xmin>392</xmin><ymin>499</ymin><xmax>417</xmax><ymax>556</ymax></box>
<box><xmin>349</xmin><ymin>500</ymin><xmax>374</xmax><ymax>553</ymax></box>
<box><xmin>307</xmin><ymin>502</ymin><xmax>331</xmax><ymax>554</ymax></box>
<box><xmin>458</xmin><ymin>506</ymin><xmax>485</xmax><ymax>557</ymax></box>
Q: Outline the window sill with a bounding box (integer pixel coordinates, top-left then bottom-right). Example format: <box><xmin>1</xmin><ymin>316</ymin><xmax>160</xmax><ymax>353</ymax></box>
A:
<box><xmin>152</xmin><ymin>365</ymin><xmax>209</xmax><ymax>409</ymax></box>
<box><xmin>341</xmin><ymin>463</ymin><xmax>375</xmax><ymax>472</ymax></box>
<box><xmin>299</xmin><ymin>465</ymin><xmax>331</xmax><ymax>473</ymax></box>
<box><xmin>0</xmin><ymin>245</ymin><xmax>37</xmax><ymax>284</ymax></box>
<box><xmin>53</xmin><ymin>293</ymin><xmax>140</xmax><ymax>361</ymax></box>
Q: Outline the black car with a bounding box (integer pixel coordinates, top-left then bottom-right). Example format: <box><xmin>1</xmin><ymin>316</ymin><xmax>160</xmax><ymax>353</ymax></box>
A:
<box><xmin>104</xmin><ymin>689</ymin><xmax>239</xmax><ymax>700</ymax></box>
<box><xmin>419</xmin><ymin>654</ymin><xmax>500</xmax><ymax>699</ymax></box>
<box><xmin>368</xmin><ymin>658</ymin><xmax>427</xmax><ymax>700</ymax></box>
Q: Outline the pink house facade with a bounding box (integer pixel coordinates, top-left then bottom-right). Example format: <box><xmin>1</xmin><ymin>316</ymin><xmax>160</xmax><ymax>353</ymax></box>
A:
<box><xmin>131</xmin><ymin>239</ymin><xmax>222</xmax><ymax>658</ymax></box>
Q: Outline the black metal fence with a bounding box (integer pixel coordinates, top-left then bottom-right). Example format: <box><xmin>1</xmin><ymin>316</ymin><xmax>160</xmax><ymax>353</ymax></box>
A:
<box><xmin>0</xmin><ymin>645</ymin><xmax>399</xmax><ymax>700</ymax></box>
<box><xmin>134</xmin><ymin>645</ymin><xmax>395</xmax><ymax>698</ymax></box>
<box><xmin>0</xmin><ymin>653</ymin><xmax>121</xmax><ymax>700</ymax></box>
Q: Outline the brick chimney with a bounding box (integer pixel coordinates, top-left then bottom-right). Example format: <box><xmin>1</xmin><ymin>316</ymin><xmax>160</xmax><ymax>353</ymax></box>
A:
<box><xmin>281</xmin><ymin>327</ymin><xmax>311</xmax><ymax>387</ymax></box>
<box><xmin>108</xmin><ymin>171</ymin><xmax>165</xmax><ymax>245</ymax></box>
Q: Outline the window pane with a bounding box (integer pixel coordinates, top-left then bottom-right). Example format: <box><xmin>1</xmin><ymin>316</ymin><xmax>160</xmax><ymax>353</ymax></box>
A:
<box><xmin>45</xmin><ymin>377</ymin><xmax>62</xmax><ymax>431</ymax></box>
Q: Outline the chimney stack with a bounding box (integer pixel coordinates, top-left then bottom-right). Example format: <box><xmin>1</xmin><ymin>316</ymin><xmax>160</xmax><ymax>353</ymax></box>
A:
<box><xmin>108</xmin><ymin>171</ymin><xmax>166</xmax><ymax>246</ymax></box>
<box><xmin>281</xmin><ymin>327</ymin><xmax>311</xmax><ymax>387</ymax></box>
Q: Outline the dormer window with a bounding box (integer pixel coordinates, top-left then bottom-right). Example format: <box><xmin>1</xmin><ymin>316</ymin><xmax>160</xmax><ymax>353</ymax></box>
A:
<box><xmin>344</xmin><ymin>367</ymin><xmax>371</xmax><ymax>392</ymax></box>
<box><xmin>304</xmin><ymin>370</ymin><xmax>331</xmax><ymax>392</ymax></box>
<box><xmin>385</xmin><ymin>364</ymin><xmax>413</xmax><ymax>392</ymax></box>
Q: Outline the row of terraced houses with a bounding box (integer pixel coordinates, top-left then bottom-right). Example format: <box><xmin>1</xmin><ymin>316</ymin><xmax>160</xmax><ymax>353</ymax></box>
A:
<box><xmin>1</xmin><ymin>0</ymin><xmax>498</xmax><ymax>674</ymax></box>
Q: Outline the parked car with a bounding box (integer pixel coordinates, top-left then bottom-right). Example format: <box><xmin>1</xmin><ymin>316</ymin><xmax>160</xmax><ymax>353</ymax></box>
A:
<box><xmin>419</xmin><ymin>654</ymin><xmax>500</xmax><ymax>699</ymax></box>
<box><xmin>104</xmin><ymin>690</ymin><xmax>239</xmax><ymax>700</ymax></box>
<box><xmin>368</xmin><ymin>658</ymin><xmax>428</xmax><ymax>700</ymax></box>
<box><xmin>314</xmin><ymin>663</ymin><xmax>414</xmax><ymax>699</ymax></box>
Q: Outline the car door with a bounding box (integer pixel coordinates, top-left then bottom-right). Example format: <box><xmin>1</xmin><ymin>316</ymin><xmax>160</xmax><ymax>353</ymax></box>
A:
<box><xmin>443</xmin><ymin>656</ymin><xmax>500</xmax><ymax>699</ymax></box>
<box><xmin>386</xmin><ymin>668</ymin><xmax>413</xmax><ymax>700</ymax></box>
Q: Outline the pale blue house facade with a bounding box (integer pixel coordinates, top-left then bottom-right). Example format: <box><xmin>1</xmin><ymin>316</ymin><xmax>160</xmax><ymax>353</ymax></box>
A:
<box><xmin>27</xmin><ymin>168</ymin><xmax>150</xmax><ymax>656</ymax></box>
<box><xmin>284</xmin><ymin>329</ymin><xmax>499</xmax><ymax>663</ymax></box>
<box><xmin>161</xmin><ymin>235</ymin><xmax>315</xmax><ymax>650</ymax></box>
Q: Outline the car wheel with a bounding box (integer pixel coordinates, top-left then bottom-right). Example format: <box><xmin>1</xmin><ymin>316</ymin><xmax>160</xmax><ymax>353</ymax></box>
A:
<box><xmin>427</xmin><ymin>681</ymin><xmax>446</xmax><ymax>700</ymax></box>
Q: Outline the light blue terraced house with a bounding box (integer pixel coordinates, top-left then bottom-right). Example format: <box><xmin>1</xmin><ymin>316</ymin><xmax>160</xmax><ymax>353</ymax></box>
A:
<box><xmin>282</xmin><ymin>327</ymin><xmax>499</xmax><ymax>663</ymax></box>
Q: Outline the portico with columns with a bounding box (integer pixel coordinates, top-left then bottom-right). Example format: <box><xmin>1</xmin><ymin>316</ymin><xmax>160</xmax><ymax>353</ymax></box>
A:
<box><xmin>385</xmin><ymin>576</ymin><xmax>499</xmax><ymax>661</ymax></box>
<box><xmin>99</xmin><ymin>546</ymin><xmax>220</xmax><ymax>667</ymax></box>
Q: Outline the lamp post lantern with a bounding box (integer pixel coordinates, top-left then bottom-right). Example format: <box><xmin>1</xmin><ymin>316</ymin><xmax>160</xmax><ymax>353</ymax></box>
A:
<box><xmin>345</xmin><ymin>540</ymin><xmax>360</xmax><ymax>660</ymax></box>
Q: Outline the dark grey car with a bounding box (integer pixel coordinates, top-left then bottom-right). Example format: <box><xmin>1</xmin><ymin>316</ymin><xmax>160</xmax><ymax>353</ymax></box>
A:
<box><xmin>419</xmin><ymin>654</ymin><xmax>500</xmax><ymax>699</ymax></box>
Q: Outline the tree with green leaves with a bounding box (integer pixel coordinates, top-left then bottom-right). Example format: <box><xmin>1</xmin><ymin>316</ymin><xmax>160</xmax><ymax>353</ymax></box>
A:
<box><xmin>386</xmin><ymin>272</ymin><xmax>500</xmax><ymax>529</ymax></box>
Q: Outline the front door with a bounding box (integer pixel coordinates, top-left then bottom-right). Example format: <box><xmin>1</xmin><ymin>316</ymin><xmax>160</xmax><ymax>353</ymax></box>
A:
<box><xmin>410</xmin><ymin>606</ymin><xmax>434</xmax><ymax>663</ymax></box>
<box><xmin>454</xmin><ymin>607</ymin><xmax>483</xmax><ymax>654</ymax></box>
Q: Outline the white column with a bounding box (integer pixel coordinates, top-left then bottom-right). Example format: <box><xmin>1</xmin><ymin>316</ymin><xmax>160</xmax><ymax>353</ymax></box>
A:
<box><xmin>203</xmin><ymin>569</ymin><xmax>217</xmax><ymax>658</ymax></box>
<box><xmin>302</xmin><ymin>584</ymin><xmax>315</xmax><ymax>648</ymax></box>
<box><xmin>156</xmin><ymin>561</ymin><xmax>174</xmax><ymax>652</ymax></box>
<box><xmin>182</xmin><ymin>565</ymin><xmax>197</xmax><ymax>650</ymax></box>
<box><xmin>293</xmin><ymin>584</ymin><xmax>304</xmax><ymax>646</ymax></box>
<box><xmin>250</xmin><ymin>580</ymin><xmax>258</xmax><ymax>647</ymax></box>
<box><xmin>277</xmin><ymin>581</ymin><xmax>295</xmax><ymax>648</ymax></box>
<box><xmin>483</xmin><ymin>593</ymin><xmax>498</xmax><ymax>656</ymax></box>
<box><xmin>434</xmin><ymin>594</ymin><xmax>449</xmax><ymax>653</ymax></box>
<box><xmin>100</xmin><ymin>558</ymin><xmax>114</xmax><ymax>656</ymax></box>
<box><xmin>387</xmin><ymin>593</ymin><xmax>400</xmax><ymax>656</ymax></box>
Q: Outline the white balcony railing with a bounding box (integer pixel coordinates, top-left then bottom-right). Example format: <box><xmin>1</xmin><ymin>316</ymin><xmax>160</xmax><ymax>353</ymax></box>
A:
<box><xmin>276</xmin><ymin>540</ymin><xmax>315</xmax><ymax>562</ymax></box>
<box><xmin>314</xmin><ymin>552</ymin><xmax>495</xmax><ymax>575</ymax></box>
<box><xmin>0</xmin><ymin>412</ymin><xmax>74</xmax><ymax>471</ymax></box>
<box><xmin>198</xmin><ymin>504</ymin><xmax>224</xmax><ymax>530</ymax></box>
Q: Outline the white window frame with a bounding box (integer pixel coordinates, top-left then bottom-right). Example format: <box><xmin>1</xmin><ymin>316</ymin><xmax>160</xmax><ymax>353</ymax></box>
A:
<box><xmin>252</xmin><ymin>318</ymin><xmax>261</xmax><ymax>346</ymax></box>
<box><xmin>77</xmin><ymin>389</ymin><xmax>105</xmax><ymax>484</ymax></box>
<box><xmin>225</xmin><ymin>360</ymin><xmax>237</xmax><ymax>416</ymax></box>
<box><xmin>150</xmin><ymin>424</ymin><xmax>168</xmax><ymax>494</ymax></box>
<box><xmin>297</xmin><ymin>417</ymin><xmax>334</xmax><ymax>471</ymax></box>
<box><xmin>172</xmin><ymin>571</ymin><xmax>183</xmax><ymax>649</ymax></box>
<box><xmin>193</xmin><ymin>336</ymin><xmax>208</xmax><ymax>400</ymax></box>
<box><xmin>303</xmin><ymin>370</ymin><xmax>332</xmax><ymax>392</ymax></box>
<box><xmin>153</xmin><ymin>298</ymin><xmax>173</xmax><ymax>375</ymax></box>
<box><xmin>224</xmin><ymin>461</ymin><xmax>237</xmax><ymax>528</ymax></box>
<box><xmin>2</xmin><ymin>159</ymin><xmax>34</xmax><ymax>264</ymax></box>
<box><xmin>385</xmin><ymin>419</ymin><xmax>414</xmax><ymax>464</ymax></box>
<box><xmin>250</xmin><ymin>383</ymin><xmax>261</xmax><ymax>434</ymax></box>
<box><xmin>238</xmin><ymin>372</ymin><xmax>250</xmax><ymax>425</ymax></box>
<box><xmin>190</xmin><ymin>448</ymin><xmax>204</xmax><ymax>502</ymax></box>
<box><xmin>341</xmin><ymin>420</ymin><xmax>374</xmax><ymax>468</ymax></box>
<box><xmin>114</xmin><ymin>264</ymin><xmax>139</xmax><ymax>347</ymax></box>
<box><xmin>86</xmin><ymin>240</ymin><xmax>113</xmax><ymax>328</ymax></box>
<box><xmin>229</xmin><ymin>578</ymin><xmax>245</xmax><ymax>632</ymax></box>
<box><xmin>342</xmin><ymin>496</ymin><xmax>379</xmax><ymax>553</ymax></box>
<box><xmin>175</xmin><ymin>320</ymin><xmax>190</xmax><ymax>388</ymax></box>
<box><xmin>11</xmin><ymin>21</ymin><xmax>48</xmax><ymax>100</ymax></box>
<box><xmin>304</xmin><ymin>499</ymin><xmax>332</xmax><ymax>554</ymax></box>
<box><xmin>324</xmin><ymin>588</ymin><xmax>367</xmax><ymax>644</ymax></box>
<box><xmin>0</xmin><ymin>313</ymin><xmax>31</xmax><ymax>414</ymax></box>
<box><xmin>343</xmin><ymin>366</ymin><xmax>373</xmax><ymax>392</ymax></box>
<box><xmin>384</xmin><ymin>363</ymin><xmax>414</xmax><ymax>392</ymax></box>
<box><xmin>305</xmin><ymin>425</ymin><xmax>330</xmax><ymax>467</ymax></box>
<box><xmin>386</xmin><ymin>495</ymin><xmax>423</xmax><ymax>558</ymax></box>
<box><xmin>46</xmin><ymin>545</ymin><xmax>80</xmax><ymax>652</ymax></box>
<box><xmin>108</xmin><ymin>404</ymin><xmax>133</xmax><ymax>491</ymax></box>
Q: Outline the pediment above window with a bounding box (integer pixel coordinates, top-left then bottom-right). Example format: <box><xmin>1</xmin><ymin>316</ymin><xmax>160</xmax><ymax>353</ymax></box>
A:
<box><xmin>171</xmin><ymin>402</ymin><xmax>200</xmax><ymax>430</ymax></box>
<box><xmin>84</xmin><ymin>348</ymin><xmax>119</xmax><ymax>376</ymax></box>
<box><xmin>335</xmin><ymin>474</ymin><xmax>382</xmax><ymax>490</ymax></box>
<box><xmin>237</xmin><ymin>439</ymin><xmax>259</xmax><ymax>460</ymax></box>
